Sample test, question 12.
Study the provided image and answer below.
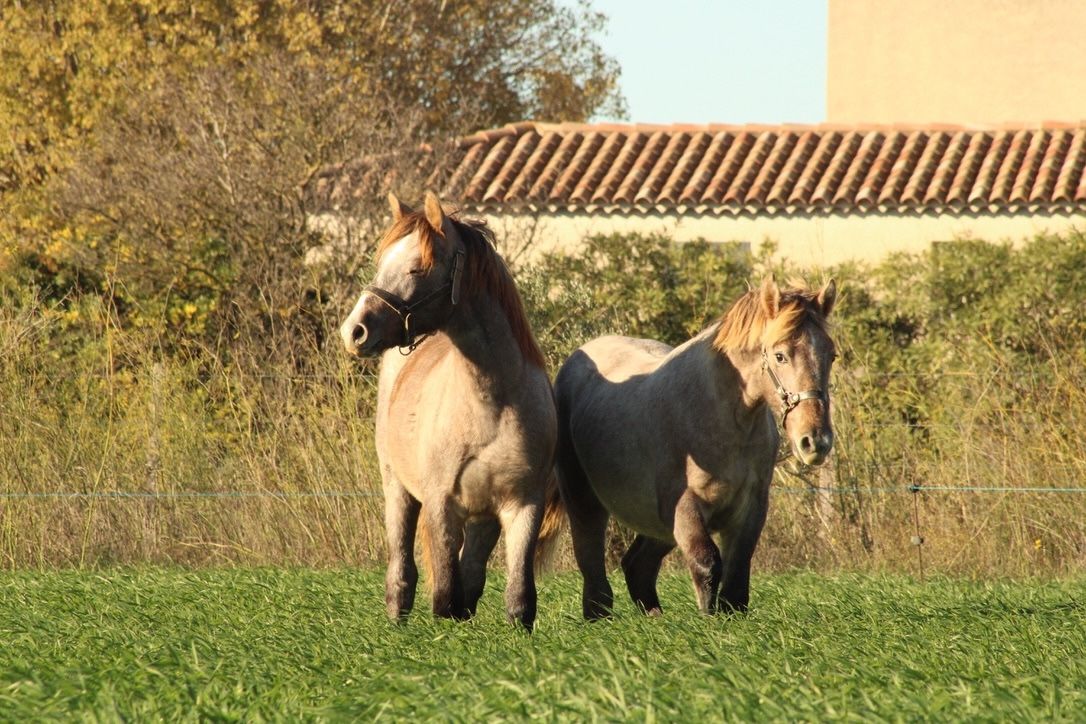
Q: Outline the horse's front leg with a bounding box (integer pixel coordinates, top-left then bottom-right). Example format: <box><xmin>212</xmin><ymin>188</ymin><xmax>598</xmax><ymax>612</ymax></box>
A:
<box><xmin>673</xmin><ymin>489</ymin><xmax>723</xmax><ymax>614</ymax></box>
<box><xmin>716</xmin><ymin>489</ymin><xmax>769</xmax><ymax>614</ymax></box>
<box><xmin>384</xmin><ymin>479</ymin><xmax>421</xmax><ymax>622</ymax></box>
<box><xmin>424</xmin><ymin>497</ymin><xmax>469</xmax><ymax>620</ymax></box>
<box><xmin>499</xmin><ymin>497</ymin><xmax>543</xmax><ymax>631</ymax></box>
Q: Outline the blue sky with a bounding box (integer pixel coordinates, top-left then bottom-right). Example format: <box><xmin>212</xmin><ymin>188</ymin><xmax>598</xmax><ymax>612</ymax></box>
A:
<box><xmin>587</xmin><ymin>0</ymin><xmax>827</xmax><ymax>124</ymax></box>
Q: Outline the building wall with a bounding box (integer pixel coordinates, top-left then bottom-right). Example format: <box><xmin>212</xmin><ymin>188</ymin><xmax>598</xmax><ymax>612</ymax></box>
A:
<box><xmin>827</xmin><ymin>0</ymin><xmax>1086</xmax><ymax>124</ymax></box>
<box><xmin>483</xmin><ymin>211</ymin><xmax>1086</xmax><ymax>269</ymax></box>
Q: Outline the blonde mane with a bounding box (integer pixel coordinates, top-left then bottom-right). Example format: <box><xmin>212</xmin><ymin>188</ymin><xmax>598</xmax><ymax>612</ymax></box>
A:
<box><xmin>713</xmin><ymin>282</ymin><xmax>830</xmax><ymax>353</ymax></box>
<box><xmin>376</xmin><ymin>210</ymin><xmax>546</xmax><ymax>369</ymax></box>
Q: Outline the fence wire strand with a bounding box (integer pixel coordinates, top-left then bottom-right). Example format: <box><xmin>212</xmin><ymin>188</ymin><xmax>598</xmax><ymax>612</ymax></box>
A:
<box><xmin>4</xmin><ymin>485</ymin><xmax>1086</xmax><ymax>500</ymax></box>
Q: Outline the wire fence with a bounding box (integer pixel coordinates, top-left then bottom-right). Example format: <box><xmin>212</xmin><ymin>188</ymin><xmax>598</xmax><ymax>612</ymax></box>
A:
<box><xmin>4</xmin><ymin>484</ymin><xmax>1086</xmax><ymax>500</ymax></box>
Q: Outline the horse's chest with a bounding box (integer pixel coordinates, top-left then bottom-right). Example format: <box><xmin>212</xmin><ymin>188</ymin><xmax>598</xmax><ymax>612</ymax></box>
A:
<box><xmin>687</xmin><ymin>449</ymin><xmax>771</xmax><ymax>517</ymax></box>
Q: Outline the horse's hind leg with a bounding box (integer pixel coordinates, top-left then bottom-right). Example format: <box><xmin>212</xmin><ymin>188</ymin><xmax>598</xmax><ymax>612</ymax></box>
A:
<box><xmin>384</xmin><ymin>479</ymin><xmax>421</xmax><ymax>622</ymax></box>
<box><xmin>556</xmin><ymin>424</ymin><xmax>613</xmax><ymax>620</ymax></box>
<box><xmin>424</xmin><ymin>499</ymin><xmax>469</xmax><ymax>620</ymax></box>
<box><xmin>500</xmin><ymin>499</ymin><xmax>543</xmax><ymax>631</ymax></box>
<box><xmin>673</xmin><ymin>489</ymin><xmax>723</xmax><ymax>614</ymax></box>
<box><xmin>621</xmin><ymin>535</ymin><xmax>674</xmax><ymax>616</ymax></box>
<box><xmin>460</xmin><ymin>517</ymin><xmax>501</xmax><ymax>617</ymax></box>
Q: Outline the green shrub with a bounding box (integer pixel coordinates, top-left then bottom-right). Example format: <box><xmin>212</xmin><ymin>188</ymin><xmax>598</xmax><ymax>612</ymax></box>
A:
<box><xmin>2</xmin><ymin>228</ymin><xmax>1085</xmax><ymax>574</ymax></box>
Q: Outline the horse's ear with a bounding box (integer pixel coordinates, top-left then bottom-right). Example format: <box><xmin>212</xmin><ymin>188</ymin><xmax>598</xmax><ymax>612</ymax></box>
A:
<box><xmin>760</xmin><ymin>276</ymin><xmax>780</xmax><ymax>319</ymax></box>
<box><xmin>388</xmin><ymin>192</ymin><xmax>411</xmax><ymax>222</ymax></box>
<box><xmin>818</xmin><ymin>278</ymin><xmax>837</xmax><ymax>317</ymax></box>
<box><xmin>423</xmin><ymin>190</ymin><xmax>446</xmax><ymax>233</ymax></box>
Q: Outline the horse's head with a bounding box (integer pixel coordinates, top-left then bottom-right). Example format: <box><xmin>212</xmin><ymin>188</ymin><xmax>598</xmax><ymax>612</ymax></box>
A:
<box><xmin>755</xmin><ymin>277</ymin><xmax>838</xmax><ymax>466</ymax></box>
<box><xmin>340</xmin><ymin>191</ymin><xmax>466</xmax><ymax>356</ymax></box>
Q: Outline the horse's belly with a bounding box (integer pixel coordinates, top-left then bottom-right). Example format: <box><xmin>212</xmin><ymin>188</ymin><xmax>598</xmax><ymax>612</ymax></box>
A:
<box><xmin>581</xmin><ymin>451</ymin><xmax>674</xmax><ymax>541</ymax></box>
<box><xmin>596</xmin><ymin>483</ymin><xmax>673</xmax><ymax>541</ymax></box>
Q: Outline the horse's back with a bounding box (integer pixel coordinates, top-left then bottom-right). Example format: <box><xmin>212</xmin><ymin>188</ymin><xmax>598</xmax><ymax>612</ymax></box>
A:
<box><xmin>568</xmin><ymin>334</ymin><xmax>671</xmax><ymax>381</ymax></box>
<box><xmin>555</xmin><ymin>334</ymin><xmax>683</xmax><ymax>539</ymax></box>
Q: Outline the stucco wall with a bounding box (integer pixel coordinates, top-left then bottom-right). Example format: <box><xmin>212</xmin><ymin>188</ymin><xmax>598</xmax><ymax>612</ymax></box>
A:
<box><xmin>827</xmin><ymin>0</ymin><xmax>1086</xmax><ymax>124</ymax></box>
<box><xmin>482</xmin><ymin>210</ymin><xmax>1086</xmax><ymax>269</ymax></box>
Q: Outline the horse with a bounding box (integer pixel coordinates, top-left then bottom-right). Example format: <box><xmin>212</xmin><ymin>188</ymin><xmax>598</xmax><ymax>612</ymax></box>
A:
<box><xmin>339</xmin><ymin>191</ymin><xmax>560</xmax><ymax>630</ymax></box>
<box><xmin>554</xmin><ymin>277</ymin><xmax>837</xmax><ymax>619</ymax></box>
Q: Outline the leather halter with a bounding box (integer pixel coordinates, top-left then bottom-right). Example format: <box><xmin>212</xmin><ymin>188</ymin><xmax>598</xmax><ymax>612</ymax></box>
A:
<box><xmin>364</xmin><ymin>250</ymin><xmax>465</xmax><ymax>353</ymax></box>
<box><xmin>761</xmin><ymin>349</ymin><xmax>825</xmax><ymax>425</ymax></box>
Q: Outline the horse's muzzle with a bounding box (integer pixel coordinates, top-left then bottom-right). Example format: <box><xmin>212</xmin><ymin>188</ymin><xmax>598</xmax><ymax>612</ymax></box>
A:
<box><xmin>796</xmin><ymin>431</ymin><xmax>833</xmax><ymax>466</ymax></box>
<box><xmin>343</xmin><ymin>321</ymin><xmax>368</xmax><ymax>354</ymax></box>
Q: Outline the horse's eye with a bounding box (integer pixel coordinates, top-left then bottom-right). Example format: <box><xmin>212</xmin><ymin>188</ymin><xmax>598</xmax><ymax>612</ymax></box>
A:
<box><xmin>774</xmin><ymin>352</ymin><xmax>786</xmax><ymax>364</ymax></box>
<box><xmin>408</xmin><ymin>268</ymin><xmax>425</xmax><ymax>276</ymax></box>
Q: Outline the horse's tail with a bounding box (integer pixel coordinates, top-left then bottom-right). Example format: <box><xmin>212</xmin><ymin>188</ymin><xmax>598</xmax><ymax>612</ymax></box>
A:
<box><xmin>535</xmin><ymin>469</ymin><xmax>566</xmax><ymax>572</ymax></box>
<box><xmin>417</xmin><ymin>515</ymin><xmax>433</xmax><ymax>589</ymax></box>
<box><xmin>414</xmin><ymin>479</ymin><xmax>562</xmax><ymax>582</ymax></box>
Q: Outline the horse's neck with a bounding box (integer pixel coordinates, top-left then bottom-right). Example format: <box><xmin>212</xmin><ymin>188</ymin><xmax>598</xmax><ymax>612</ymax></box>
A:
<box><xmin>442</xmin><ymin>293</ymin><xmax>530</xmax><ymax>390</ymax></box>
<box><xmin>675</xmin><ymin>328</ymin><xmax>769</xmax><ymax>428</ymax></box>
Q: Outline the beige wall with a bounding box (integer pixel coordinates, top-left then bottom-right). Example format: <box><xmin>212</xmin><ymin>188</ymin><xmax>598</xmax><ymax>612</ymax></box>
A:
<box><xmin>828</xmin><ymin>0</ymin><xmax>1086</xmax><ymax>124</ymax></box>
<box><xmin>484</xmin><ymin>211</ymin><xmax>1086</xmax><ymax>269</ymax></box>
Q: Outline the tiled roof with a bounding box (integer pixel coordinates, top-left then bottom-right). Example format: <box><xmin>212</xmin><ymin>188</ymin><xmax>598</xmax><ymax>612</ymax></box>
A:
<box><xmin>436</xmin><ymin>121</ymin><xmax>1086</xmax><ymax>216</ymax></box>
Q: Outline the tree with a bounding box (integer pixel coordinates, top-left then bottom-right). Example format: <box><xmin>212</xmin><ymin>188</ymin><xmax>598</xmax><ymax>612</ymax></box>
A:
<box><xmin>0</xmin><ymin>0</ymin><xmax>623</xmax><ymax>191</ymax></box>
<box><xmin>0</xmin><ymin>0</ymin><xmax>624</xmax><ymax>363</ymax></box>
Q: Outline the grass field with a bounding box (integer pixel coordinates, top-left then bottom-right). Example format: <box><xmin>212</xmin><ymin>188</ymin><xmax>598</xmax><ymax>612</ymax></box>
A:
<box><xmin>2</xmin><ymin>569</ymin><xmax>1084</xmax><ymax>720</ymax></box>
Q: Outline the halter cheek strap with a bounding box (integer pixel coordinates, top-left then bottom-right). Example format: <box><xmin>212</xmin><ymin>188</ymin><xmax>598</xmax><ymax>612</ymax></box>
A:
<box><xmin>365</xmin><ymin>250</ymin><xmax>465</xmax><ymax>353</ymax></box>
<box><xmin>761</xmin><ymin>349</ymin><xmax>825</xmax><ymax>424</ymax></box>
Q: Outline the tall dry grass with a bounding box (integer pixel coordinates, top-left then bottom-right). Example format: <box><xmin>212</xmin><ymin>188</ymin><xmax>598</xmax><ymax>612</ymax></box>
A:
<box><xmin>0</xmin><ymin>292</ymin><xmax>387</xmax><ymax>567</ymax></box>
<box><xmin>761</xmin><ymin>352</ymin><xmax>1086</xmax><ymax>577</ymax></box>
<box><xmin>3</xmin><ymin>235</ymin><xmax>1086</xmax><ymax>575</ymax></box>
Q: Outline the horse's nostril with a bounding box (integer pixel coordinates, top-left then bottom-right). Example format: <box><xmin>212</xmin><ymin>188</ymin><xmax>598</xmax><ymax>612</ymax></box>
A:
<box><xmin>799</xmin><ymin>435</ymin><xmax>815</xmax><ymax>453</ymax></box>
<box><xmin>351</xmin><ymin>324</ymin><xmax>367</xmax><ymax>347</ymax></box>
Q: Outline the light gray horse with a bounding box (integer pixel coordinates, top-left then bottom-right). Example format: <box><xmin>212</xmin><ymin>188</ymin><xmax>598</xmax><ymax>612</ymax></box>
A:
<box><xmin>340</xmin><ymin>192</ymin><xmax>560</xmax><ymax>630</ymax></box>
<box><xmin>555</xmin><ymin>277</ymin><xmax>837</xmax><ymax>618</ymax></box>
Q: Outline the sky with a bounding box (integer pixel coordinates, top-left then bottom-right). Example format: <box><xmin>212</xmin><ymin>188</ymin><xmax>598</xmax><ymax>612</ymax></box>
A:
<box><xmin>586</xmin><ymin>0</ymin><xmax>827</xmax><ymax>125</ymax></box>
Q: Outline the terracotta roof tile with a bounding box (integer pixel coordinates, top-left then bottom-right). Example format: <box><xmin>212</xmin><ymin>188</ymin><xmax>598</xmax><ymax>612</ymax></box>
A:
<box><xmin>527</xmin><ymin>131</ymin><xmax>583</xmax><ymax>201</ymax></box>
<box><xmin>1053</xmin><ymin>129</ymin><xmax>1086</xmax><ymax>203</ymax></box>
<box><xmin>812</xmin><ymin>131</ymin><xmax>862</xmax><ymax>207</ymax></box>
<box><xmin>680</xmin><ymin>132</ymin><xmax>733</xmax><ymax>203</ymax></box>
<box><xmin>638</xmin><ymin>131</ymin><xmax>690</xmax><ymax>203</ymax></box>
<box><xmin>989</xmin><ymin>130</ymin><xmax>1030</xmax><ymax>206</ymax></box>
<box><xmin>551</xmin><ymin>131</ymin><xmax>604</xmax><ymax>202</ymax></box>
<box><xmin>660</xmin><ymin>132</ymin><xmax>710</xmax><ymax>204</ymax></box>
<box><xmin>1029</xmin><ymin>130</ymin><xmax>1069</xmax><ymax>204</ymax></box>
<box><xmin>724</xmin><ymin>131</ymin><xmax>775</xmax><ymax>207</ymax></box>
<box><xmin>946</xmin><ymin>132</ymin><xmax>990</xmax><ymax>209</ymax></box>
<box><xmin>832</xmin><ymin>131</ymin><xmax>882</xmax><ymax>209</ymax></box>
<box><xmin>313</xmin><ymin>121</ymin><xmax>1086</xmax><ymax>215</ymax></box>
<box><xmin>767</xmin><ymin>130</ymin><xmax>818</xmax><ymax>208</ymax></box>
<box><xmin>792</xmin><ymin>131</ymin><xmax>842</xmax><ymax>208</ymax></box>
<box><xmin>924</xmin><ymin>131</ymin><xmax>970</xmax><ymax>206</ymax></box>
<box><xmin>1010</xmin><ymin>130</ymin><xmax>1049</xmax><ymax>204</ymax></box>
<box><xmin>703</xmin><ymin>132</ymin><xmax>751</xmax><ymax>204</ymax></box>
<box><xmin>615</xmin><ymin>131</ymin><xmax>669</xmax><ymax>204</ymax></box>
<box><xmin>593</xmin><ymin>132</ymin><xmax>646</xmax><ymax>203</ymax></box>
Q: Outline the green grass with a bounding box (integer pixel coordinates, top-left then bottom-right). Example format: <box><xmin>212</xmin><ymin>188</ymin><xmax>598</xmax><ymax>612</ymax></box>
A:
<box><xmin>2</xmin><ymin>569</ymin><xmax>1084</xmax><ymax>721</ymax></box>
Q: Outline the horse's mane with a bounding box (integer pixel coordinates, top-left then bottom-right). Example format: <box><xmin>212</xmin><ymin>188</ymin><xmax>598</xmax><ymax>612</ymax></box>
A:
<box><xmin>713</xmin><ymin>280</ymin><xmax>831</xmax><ymax>353</ymax></box>
<box><xmin>376</xmin><ymin>210</ymin><xmax>546</xmax><ymax>369</ymax></box>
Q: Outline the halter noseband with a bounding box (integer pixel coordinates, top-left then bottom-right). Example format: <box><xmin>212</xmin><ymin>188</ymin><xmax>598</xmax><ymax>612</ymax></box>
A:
<box><xmin>761</xmin><ymin>349</ymin><xmax>825</xmax><ymax>424</ymax></box>
<box><xmin>365</xmin><ymin>249</ymin><xmax>465</xmax><ymax>353</ymax></box>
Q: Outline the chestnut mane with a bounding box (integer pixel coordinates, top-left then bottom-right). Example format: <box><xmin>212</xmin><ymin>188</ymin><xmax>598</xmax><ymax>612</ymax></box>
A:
<box><xmin>713</xmin><ymin>282</ymin><xmax>831</xmax><ymax>353</ymax></box>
